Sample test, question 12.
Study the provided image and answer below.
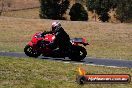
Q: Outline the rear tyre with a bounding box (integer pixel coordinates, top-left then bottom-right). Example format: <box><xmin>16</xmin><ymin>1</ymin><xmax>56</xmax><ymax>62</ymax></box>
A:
<box><xmin>24</xmin><ymin>45</ymin><xmax>41</xmax><ymax>58</ymax></box>
<box><xmin>69</xmin><ymin>46</ymin><xmax>87</xmax><ymax>61</ymax></box>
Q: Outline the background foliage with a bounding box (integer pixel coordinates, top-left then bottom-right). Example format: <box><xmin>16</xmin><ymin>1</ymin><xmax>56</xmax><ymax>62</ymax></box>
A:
<box><xmin>39</xmin><ymin>0</ymin><xmax>132</xmax><ymax>22</ymax></box>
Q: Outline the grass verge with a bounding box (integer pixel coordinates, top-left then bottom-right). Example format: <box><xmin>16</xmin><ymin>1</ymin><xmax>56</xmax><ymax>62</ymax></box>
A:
<box><xmin>0</xmin><ymin>56</ymin><xmax>132</xmax><ymax>88</ymax></box>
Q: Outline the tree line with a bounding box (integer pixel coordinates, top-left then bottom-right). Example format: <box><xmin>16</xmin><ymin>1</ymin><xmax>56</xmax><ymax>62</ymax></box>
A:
<box><xmin>0</xmin><ymin>0</ymin><xmax>131</xmax><ymax>22</ymax></box>
<box><xmin>39</xmin><ymin>0</ymin><xmax>132</xmax><ymax>22</ymax></box>
<box><xmin>87</xmin><ymin>0</ymin><xmax>132</xmax><ymax>22</ymax></box>
<box><xmin>39</xmin><ymin>0</ymin><xmax>88</xmax><ymax>21</ymax></box>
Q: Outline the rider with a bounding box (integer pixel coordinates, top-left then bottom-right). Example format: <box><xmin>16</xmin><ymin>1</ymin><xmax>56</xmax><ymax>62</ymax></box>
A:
<box><xmin>41</xmin><ymin>21</ymin><xmax>72</xmax><ymax>53</ymax></box>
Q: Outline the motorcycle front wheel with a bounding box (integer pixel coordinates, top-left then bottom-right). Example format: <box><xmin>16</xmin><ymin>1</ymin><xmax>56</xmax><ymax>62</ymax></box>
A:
<box><xmin>69</xmin><ymin>46</ymin><xmax>87</xmax><ymax>61</ymax></box>
<box><xmin>24</xmin><ymin>45</ymin><xmax>41</xmax><ymax>58</ymax></box>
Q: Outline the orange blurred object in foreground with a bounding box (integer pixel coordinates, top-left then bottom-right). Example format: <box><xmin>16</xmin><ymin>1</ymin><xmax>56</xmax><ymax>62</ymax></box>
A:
<box><xmin>78</xmin><ymin>67</ymin><xmax>86</xmax><ymax>76</ymax></box>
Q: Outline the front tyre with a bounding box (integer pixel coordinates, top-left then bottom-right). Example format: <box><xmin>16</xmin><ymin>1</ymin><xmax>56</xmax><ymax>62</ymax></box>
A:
<box><xmin>24</xmin><ymin>45</ymin><xmax>41</xmax><ymax>58</ymax></box>
<box><xmin>69</xmin><ymin>46</ymin><xmax>87</xmax><ymax>61</ymax></box>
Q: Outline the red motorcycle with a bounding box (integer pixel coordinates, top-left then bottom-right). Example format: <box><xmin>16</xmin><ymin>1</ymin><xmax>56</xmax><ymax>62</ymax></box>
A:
<box><xmin>24</xmin><ymin>32</ymin><xmax>89</xmax><ymax>61</ymax></box>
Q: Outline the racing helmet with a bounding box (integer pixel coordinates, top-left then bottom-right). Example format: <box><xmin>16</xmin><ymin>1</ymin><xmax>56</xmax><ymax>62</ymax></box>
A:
<box><xmin>51</xmin><ymin>21</ymin><xmax>61</xmax><ymax>32</ymax></box>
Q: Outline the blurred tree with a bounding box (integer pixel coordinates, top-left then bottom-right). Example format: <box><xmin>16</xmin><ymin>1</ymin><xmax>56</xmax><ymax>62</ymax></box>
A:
<box><xmin>87</xmin><ymin>0</ymin><xmax>131</xmax><ymax>22</ymax></box>
<box><xmin>39</xmin><ymin>0</ymin><xmax>70</xmax><ymax>20</ymax></box>
<box><xmin>87</xmin><ymin>0</ymin><xmax>112</xmax><ymax>22</ymax></box>
<box><xmin>116</xmin><ymin>0</ymin><xmax>132</xmax><ymax>22</ymax></box>
<box><xmin>69</xmin><ymin>3</ymin><xmax>88</xmax><ymax>21</ymax></box>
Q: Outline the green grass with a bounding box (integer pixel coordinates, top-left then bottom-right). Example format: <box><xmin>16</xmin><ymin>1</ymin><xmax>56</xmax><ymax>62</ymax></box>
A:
<box><xmin>0</xmin><ymin>56</ymin><xmax>132</xmax><ymax>88</ymax></box>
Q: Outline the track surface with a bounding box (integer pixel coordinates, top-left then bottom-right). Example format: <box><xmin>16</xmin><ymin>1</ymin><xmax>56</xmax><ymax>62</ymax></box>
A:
<box><xmin>0</xmin><ymin>52</ymin><xmax>132</xmax><ymax>68</ymax></box>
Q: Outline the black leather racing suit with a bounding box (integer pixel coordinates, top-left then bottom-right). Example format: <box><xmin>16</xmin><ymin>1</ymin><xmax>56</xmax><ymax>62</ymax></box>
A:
<box><xmin>41</xmin><ymin>27</ymin><xmax>72</xmax><ymax>52</ymax></box>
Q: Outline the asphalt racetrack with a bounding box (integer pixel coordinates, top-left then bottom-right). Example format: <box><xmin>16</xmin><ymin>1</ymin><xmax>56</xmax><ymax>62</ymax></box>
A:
<box><xmin>0</xmin><ymin>52</ymin><xmax>132</xmax><ymax>68</ymax></box>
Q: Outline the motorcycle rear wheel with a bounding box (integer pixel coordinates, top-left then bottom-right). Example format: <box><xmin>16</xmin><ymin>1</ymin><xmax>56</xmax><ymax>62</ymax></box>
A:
<box><xmin>24</xmin><ymin>45</ymin><xmax>41</xmax><ymax>58</ymax></box>
<box><xmin>69</xmin><ymin>46</ymin><xmax>87</xmax><ymax>61</ymax></box>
